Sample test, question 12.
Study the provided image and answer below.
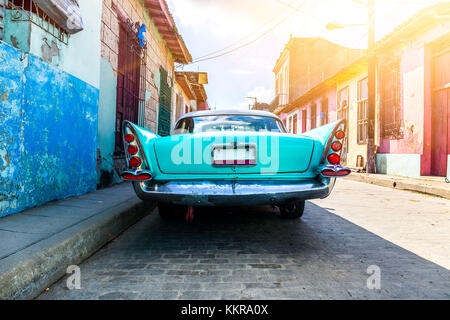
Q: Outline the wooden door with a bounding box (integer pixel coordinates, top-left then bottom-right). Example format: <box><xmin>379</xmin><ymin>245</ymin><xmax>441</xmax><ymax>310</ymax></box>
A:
<box><xmin>431</xmin><ymin>44</ymin><xmax>450</xmax><ymax>176</ymax></box>
<box><xmin>115</xmin><ymin>21</ymin><xmax>142</xmax><ymax>154</ymax></box>
<box><xmin>158</xmin><ymin>67</ymin><xmax>172</xmax><ymax>136</ymax></box>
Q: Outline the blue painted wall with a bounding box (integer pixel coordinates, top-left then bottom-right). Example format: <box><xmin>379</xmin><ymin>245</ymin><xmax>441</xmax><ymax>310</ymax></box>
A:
<box><xmin>0</xmin><ymin>41</ymin><xmax>99</xmax><ymax>217</ymax></box>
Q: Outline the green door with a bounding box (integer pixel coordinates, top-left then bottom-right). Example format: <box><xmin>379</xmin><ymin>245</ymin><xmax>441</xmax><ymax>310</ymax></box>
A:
<box><xmin>158</xmin><ymin>67</ymin><xmax>172</xmax><ymax>136</ymax></box>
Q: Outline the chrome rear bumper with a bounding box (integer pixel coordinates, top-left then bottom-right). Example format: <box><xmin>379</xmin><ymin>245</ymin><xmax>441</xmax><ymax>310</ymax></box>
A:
<box><xmin>133</xmin><ymin>178</ymin><xmax>336</xmax><ymax>206</ymax></box>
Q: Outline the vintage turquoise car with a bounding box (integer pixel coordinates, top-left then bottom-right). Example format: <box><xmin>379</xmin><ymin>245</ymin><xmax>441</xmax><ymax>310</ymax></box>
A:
<box><xmin>121</xmin><ymin>110</ymin><xmax>350</xmax><ymax>220</ymax></box>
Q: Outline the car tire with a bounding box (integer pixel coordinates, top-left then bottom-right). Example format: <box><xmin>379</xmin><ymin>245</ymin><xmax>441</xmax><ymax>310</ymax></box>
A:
<box><xmin>158</xmin><ymin>202</ymin><xmax>186</xmax><ymax>220</ymax></box>
<box><xmin>279</xmin><ymin>200</ymin><xmax>305</xmax><ymax>219</ymax></box>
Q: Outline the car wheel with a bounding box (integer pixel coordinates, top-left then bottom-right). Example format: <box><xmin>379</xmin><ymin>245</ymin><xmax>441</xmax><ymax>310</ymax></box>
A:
<box><xmin>158</xmin><ymin>202</ymin><xmax>186</xmax><ymax>220</ymax></box>
<box><xmin>279</xmin><ymin>200</ymin><xmax>305</xmax><ymax>219</ymax></box>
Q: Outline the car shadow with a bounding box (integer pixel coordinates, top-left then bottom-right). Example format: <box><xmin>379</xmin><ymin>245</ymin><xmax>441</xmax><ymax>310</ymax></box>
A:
<box><xmin>41</xmin><ymin>201</ymin><xmax>450</xmax><ymax>300</ymax></box>
<box><xmin>136</xmin><ymin>201</ymin><xmax>450</xmax><ymax>299</ymax></box>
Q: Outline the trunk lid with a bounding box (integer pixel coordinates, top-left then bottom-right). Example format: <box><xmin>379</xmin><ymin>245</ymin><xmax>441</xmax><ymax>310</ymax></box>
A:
<box><xmin>154</xmin><ymin>132</ymin><xmax>314</xmax><ymax>175</ymax></box>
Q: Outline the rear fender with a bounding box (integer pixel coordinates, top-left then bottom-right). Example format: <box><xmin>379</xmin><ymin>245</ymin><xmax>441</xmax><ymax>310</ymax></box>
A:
<box><xmin>122</xmin><ymin>121</ymin><xmax>159</xmax><ymax>174</ymax></box>
<box><xmin>302</xmin><ymin>120</ymin><xmax>349</xmax><ymax>176</ymax></box>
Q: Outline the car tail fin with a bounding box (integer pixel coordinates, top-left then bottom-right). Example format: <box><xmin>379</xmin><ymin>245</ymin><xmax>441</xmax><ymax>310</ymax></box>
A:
<box><xmin>302</xmin><ymin>120</ymin><xmax>346</xmax><ymax>164</ymax></box>
<box><xmin>121</xmin><ymin>121</ymin><xmax>159</xmax><ymax>180</ymax></box>
<box><xmin>302</xmin><ymin>120</ymin><xmax>351</xmax><ymax>177</ymax></box>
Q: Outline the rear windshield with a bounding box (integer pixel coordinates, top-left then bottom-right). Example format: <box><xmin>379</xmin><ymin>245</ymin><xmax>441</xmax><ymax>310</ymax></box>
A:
<box><xmin>173</xmin><ymin>115</ymin><xmax>286</xmax><ymax>134</ymax></box>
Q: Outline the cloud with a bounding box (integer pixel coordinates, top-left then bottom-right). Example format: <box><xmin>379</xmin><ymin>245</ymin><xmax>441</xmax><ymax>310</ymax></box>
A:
<box><xmin>229</xmin><ymin>69</ymin><xmax>253</xmax><ymax>75</ymax></box>
<box><xmin>167</xmin><ymin>0</ymin><xmax>442</xmax><ymax>109</ymax></box>
<box><xmin>248</xmin><ymin>86</ymin><xmax>273</xmax><ymax>103</ymax></box>
<box><xmin>235</xmin><ymin>86</ymin><xmax>274</xmax><ymax>110</ymax></box>
<box><xmin>167</xmin><ymin>0</ymin><xmax>286</xmax><ymax>38</ymax></box>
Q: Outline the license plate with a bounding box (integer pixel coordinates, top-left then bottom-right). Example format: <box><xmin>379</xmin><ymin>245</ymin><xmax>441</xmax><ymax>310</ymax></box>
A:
<box><xmin>212</xmin><ymin>143</ymin><xmax>257</xmax><ymax>166</ymax></box>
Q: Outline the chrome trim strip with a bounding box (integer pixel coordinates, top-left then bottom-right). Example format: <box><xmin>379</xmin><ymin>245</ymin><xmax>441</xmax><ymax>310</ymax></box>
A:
<box><xmin>132</xmin><ymin>179</ymin><xmax>335</xmax><ymax>206</ymax></box>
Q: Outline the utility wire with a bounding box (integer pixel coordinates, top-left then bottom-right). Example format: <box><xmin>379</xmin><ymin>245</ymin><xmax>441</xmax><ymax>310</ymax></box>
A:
<box><xmin>194</xmin><ymin>10</ymin><xmax>290</xmax><ymax>61</ymax></box>
<box><xmin>190</xmin><ymin>0</ymin><xmax>308</xmax><ymax>64</ymax></box>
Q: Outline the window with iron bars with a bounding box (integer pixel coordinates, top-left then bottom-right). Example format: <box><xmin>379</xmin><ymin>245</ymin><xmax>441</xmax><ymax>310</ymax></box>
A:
<box><xmin>357</xmin><ymin>77</ymin><xmax>369</xmax><ymax>144</ymax></box>
<box><xmin>114</xmin><ymin>18</ymin><xmax>147</xmax><ymax>155</ymax></box>
<box><xmin>6</xmin><ymin>0</ymin><xmax>69</xmax><ymax>44</ymax></box>
<box><xmin>380</xmin><ymin>59</ymin><xmax>402</xmax><ymax>139</ymax></box>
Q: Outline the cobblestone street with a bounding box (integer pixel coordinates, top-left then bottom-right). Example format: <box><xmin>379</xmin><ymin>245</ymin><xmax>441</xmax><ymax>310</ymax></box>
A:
<box><xmin>39</xmin><ymin>180</ymin><xmax>450</xmax><ymax>300</ymax></box>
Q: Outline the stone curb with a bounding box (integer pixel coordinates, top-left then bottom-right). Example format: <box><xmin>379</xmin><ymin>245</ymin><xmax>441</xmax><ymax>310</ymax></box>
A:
<box><xmin>345</xmin><ymin>174</ymin><xmax>450</xmax><ymax>200</ymax></box>
<box><xmin>0</xmin><ymin>198</ymin><xmax>154</xmax><ymax>300</ymax></box>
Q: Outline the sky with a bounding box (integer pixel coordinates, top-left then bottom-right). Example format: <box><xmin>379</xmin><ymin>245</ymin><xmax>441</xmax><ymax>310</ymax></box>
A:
<box><xmin>166</xmin><ymin>0</ymin><xmax>445</xmax><ymax>110</ymax></box>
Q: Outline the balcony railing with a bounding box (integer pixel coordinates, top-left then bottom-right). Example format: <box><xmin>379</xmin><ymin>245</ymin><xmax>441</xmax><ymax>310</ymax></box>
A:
<box><xmin>6</xmin><ymin>0</ymin><xmax>69</xmax><ymax>44</ymax></box>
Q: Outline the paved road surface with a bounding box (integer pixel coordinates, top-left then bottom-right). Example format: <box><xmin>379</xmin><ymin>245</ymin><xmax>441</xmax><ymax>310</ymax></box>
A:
<box><xmin>39</xmin><ymin>180</ymin><xmax>450</xmax><ymax>300</ymax></box>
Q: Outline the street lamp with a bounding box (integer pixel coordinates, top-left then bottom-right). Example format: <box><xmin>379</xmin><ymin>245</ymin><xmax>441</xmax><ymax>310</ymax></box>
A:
<box><xmin>326</xmin><ymin>0</ymin><xmax>376</xmax><ymax>174</ymax></box>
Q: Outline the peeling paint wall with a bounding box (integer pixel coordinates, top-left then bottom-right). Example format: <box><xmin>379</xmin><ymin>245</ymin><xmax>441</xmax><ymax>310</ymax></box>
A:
<box><xmin>3</xmin><ymin>0</ymin><xmax>101</xmax><ymax>89</ymax></box>
<box><xmin>0</xmin><ymin>41</ymin><xmax>99</xmax><ymax>217</ymax></box>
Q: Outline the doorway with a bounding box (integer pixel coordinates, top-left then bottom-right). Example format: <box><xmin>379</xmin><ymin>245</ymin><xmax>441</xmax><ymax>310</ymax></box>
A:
<box><xmin>158</xmin><ymin>67</ymin><xmax>172</xmax><ymax>136</ymax></box>
<box><xmin>430</xmin><ymin>40</ymin><xmax>449</xmax><ymax>176</ymax></box>
<box><xmin>115</xmin><ymin>19</ymin><xmax>145</xmax><ymax>154</ymax></box>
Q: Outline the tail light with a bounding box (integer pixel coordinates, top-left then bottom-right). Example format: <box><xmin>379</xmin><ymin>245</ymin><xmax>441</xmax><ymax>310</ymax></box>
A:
<box><xmin>325</xmin><ymin>128</ymin><xmax>345</xmax><ymax>165</ymax></box>
<box><xmin>331</xmin><ymin>141</ymin><xmax>342</xmax><ymax>152</ymax></box>
<box><xmin>327</xmin><ymin>153</ymin><xmax>341</xmax><ymax>165</ymax></box>
<box><xmin>127</xmin><ymin>145</ymin><xmax>139</xmax><ymax>155</ymax></box>
<box><xmin>122</xmin><ymin>122</ymin><xmax>152</xmax><ymax>181</ymax></box>
<box><xmin>125</xmin><ymin>134</ymin><xmax>135</xmax><ymax>143</ymax></box>
<box><xmin>129</xmin><ymin>157</ymin><xmax>142</xmax><ymax>168</ymax></box>
<box><xmin>320</xmin><ymin>122</ymin><xmax>350</xmax><ymax>178</ymax></box>
<box><xmin>335</xmin><ymin>131</ymin><xmax>345</xmax><ymax>139</ymax></box>
<box><xmin>124</xmin><ymin>130</ymin><xmax>142</xmax><ymax>169</ymax></box>
<box><xmin>121</xmin><ymin>172</ymin><xmax>152</xmax><ymax>181</ymax></box>
<box><xmin>321</xmin><ymin>168</ymin><xmax>351</xmax><ymax>177</ymax></box>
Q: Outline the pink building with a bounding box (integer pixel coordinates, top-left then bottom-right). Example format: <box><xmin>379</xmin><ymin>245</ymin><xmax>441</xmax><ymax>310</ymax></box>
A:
<box><xmin>375</xmin><ymin>3</ymin><xmax>450</xmax><ymax>179</ymax></box>
<box><xmin>280</xmin><ymin>83</ymin><xmax>337</xmax><ymax>134</ymax></box>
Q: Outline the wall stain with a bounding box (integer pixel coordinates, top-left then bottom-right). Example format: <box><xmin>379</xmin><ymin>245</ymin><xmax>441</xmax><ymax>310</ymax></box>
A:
<box><xmin>0</xmin><ymin>90</ymin><xmax>8</xmax><ymax>101</ymax></box>
<box><xmin>41</xmin><ymin>38</ymin><xmax>60</xmax><ymax>64</ymax></box>
<box><xmin>10</xmin><ymin>35</ymin><xmax>19</xmax><ymax>48</ymax></box>
<box><xmin>0</xmin><ymin>151</ymin><xmax>10</xmax><ymax>171</ymax></box>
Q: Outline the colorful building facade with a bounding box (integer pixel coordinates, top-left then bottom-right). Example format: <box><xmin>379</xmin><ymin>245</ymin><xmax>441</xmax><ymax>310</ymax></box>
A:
<box><xmin>273</xmin><ymin>3</ymin><xmax>450</xmax><ymax>179</ymax></box>
<box><xmin>271</xmin><ymin>37</ymin><xmax>364</xmax><ymax>120</ymax></box>
<box><xmin>375</xmin><ymin>3</ymin><xmax>450</xmax><ymax>179</ymax></box>
<box><xmin>0</xmin><ymin>0</ymin><xmax>201</xmax><ymax>216</ymax></box>
<box><xmin>97</xmin><ymin>0</ymin><xmax>193</xmax><ymax>187</ymax></box>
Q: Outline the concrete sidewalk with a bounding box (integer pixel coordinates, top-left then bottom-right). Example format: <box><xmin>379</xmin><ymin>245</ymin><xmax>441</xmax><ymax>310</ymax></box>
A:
<box><xmin>0</xmin><ymin>183</ymin><xmax>154</xmax><ymax>300</ymax></box>
<box><xmin>346</xmin><ymin>172</ymin><xmax>450</xmax><ymax>200</ymax></box>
